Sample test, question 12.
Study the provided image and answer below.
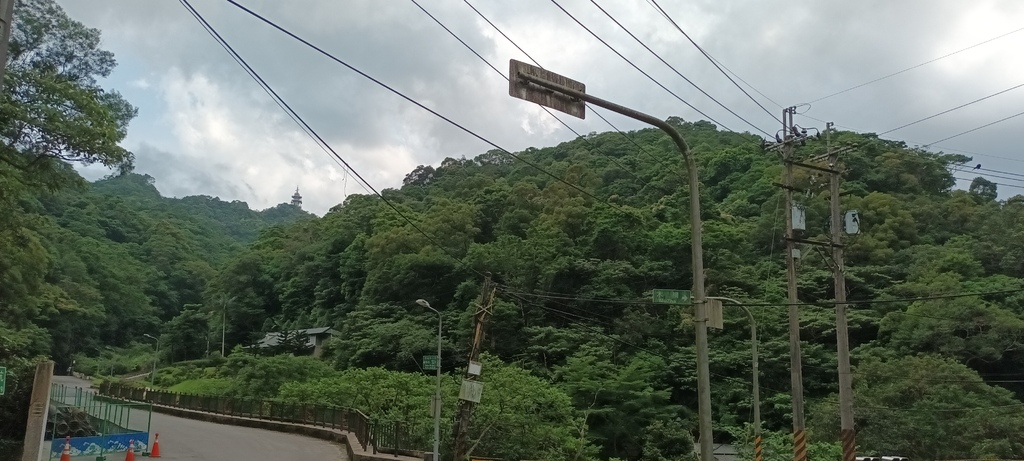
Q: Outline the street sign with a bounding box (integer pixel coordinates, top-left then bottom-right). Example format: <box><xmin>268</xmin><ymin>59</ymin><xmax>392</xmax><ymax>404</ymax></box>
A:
<box><xmin>459</xmin><ymin>379</ymin><xmax>483</xmax><ymax>403</ymax></box>
<box><xmin>0</xmin><ymin>366</ymin><xmax>5</xmax><ymax>395</ymax></box>
<box><xmin>508</xmin><ymin>59</ymin><xmax>586</xmax><ymax>119</ymax></box>
<box><xmin>423</xmin><ymin>355</ymin><xmax>438</xmax><ymax>371</ymax></box>
<box><xmin>652</xmin><ymin>289</ymin><xmax>691</xmax><ymax>305</ymax></box>
<box><xmin>467</xmin><ymin>361</ymin><xmax>482</xmax><ymax>376</ymax></box>
<box><xmin>707</xmin><ymin>299</ymin><xmax>724</xmax><ymax>330</ymax></box>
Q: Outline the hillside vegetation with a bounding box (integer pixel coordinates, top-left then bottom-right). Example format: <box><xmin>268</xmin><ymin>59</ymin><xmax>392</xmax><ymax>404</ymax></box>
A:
<box><xmin>3</xmin><ymin>0</ymin><xmax>1024</xmax><ymax>460</ymax></box>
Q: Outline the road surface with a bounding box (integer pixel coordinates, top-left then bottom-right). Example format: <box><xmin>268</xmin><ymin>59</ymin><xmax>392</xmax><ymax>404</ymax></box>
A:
<box><xmin>49</xmin><ymin>376</ymin><xmax>346</xmax><ymax>461</ymax></box>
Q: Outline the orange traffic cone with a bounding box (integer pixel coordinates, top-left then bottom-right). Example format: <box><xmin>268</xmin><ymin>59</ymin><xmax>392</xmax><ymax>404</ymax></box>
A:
<box><xmin>125</xmin><ymin>439</ymin><xmax>135</xmax><ymax>461</ymax></box>
<box><xmin>150</xmin><ymin>433</ymin><xmax>161</xmax><ymax>458</ymax></box>
<box><xmin>59</xmin><ymin>436</ymin><xmax>71</xmax><ymax>461</ymax></box>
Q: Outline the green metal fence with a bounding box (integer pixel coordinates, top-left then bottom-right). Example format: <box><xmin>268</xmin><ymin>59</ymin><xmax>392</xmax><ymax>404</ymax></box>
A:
<box><xmin>47</xmin><ymin>383</ymin><xmax>152</xmax><ymax>458</ymax></box>
<box><xmin>98</xmin><ymin>382</ymin><xmax>422</xmax><ymax>455</ymax></box>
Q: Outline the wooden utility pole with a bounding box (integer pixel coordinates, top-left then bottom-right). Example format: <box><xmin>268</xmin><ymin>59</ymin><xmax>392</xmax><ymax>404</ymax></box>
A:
<box><xmin>782</xmin><ymin>106</ymin><xmax>808</xmax><ymax>461</ymax></box>
<box><xmin>452</xmin><ymin>275</ymin><xmax>495</xmax><ymax>461</ymax></box>
<box><xmin>827</xmin><ymin>123</ymin><xmax>856</xmax><ymax>461</ymax></box>
<box><xmin>0</xmin><ymin>0</ymin><xmax>14</xmax><ymax>91</ymax></box>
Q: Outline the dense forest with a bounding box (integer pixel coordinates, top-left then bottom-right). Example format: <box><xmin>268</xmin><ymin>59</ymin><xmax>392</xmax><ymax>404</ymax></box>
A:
<box><xmin>4</xmin><ymin>1</ymin><xmax>1024</xmax><ymax>460</ymax></box>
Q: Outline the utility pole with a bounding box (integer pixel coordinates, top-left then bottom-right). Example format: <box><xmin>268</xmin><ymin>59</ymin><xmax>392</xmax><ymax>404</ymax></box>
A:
<box><xmin>453</xmin><ymin>275</ymin><xmax>495</xmax><ymax>461</ymax></box>
<box><xmin>0</xmin><ymin>0</ymin><xmax>13</xmax><ymax>91</ymax></box>
<box><xmin>828</xmin><ymin>123</ymin><xmax>856</xmax><ymax>461</ymax></box>
<box><xmin>782</xmin><ymin>106</ymin><xmax>807</xmax><ymax>461</ymax></box>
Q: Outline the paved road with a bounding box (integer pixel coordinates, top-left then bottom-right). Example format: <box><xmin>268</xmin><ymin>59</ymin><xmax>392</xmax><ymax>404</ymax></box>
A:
<box><xmin>50</xmin><ymin>376</ymin><xmax>346</xmax><ymax>461</ymax></box>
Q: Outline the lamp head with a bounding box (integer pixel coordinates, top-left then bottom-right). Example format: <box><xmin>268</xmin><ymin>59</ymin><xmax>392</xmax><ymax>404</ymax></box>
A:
<box><xmin>415</xmin><ymin>299</ymin><xmax>431</xmax><ymax>309</ymax></box>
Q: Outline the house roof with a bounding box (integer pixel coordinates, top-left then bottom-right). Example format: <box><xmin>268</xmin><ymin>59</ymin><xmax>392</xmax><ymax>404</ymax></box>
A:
<box><xmin>255</xmin><ymin>327</ymin><xmax>337</xmax><ymax>348</ymax></box>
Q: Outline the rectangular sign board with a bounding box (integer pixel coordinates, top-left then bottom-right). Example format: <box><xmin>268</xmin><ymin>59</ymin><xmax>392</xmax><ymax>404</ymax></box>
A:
<box><xmin>652</xmin><ymin>289</ymin><xmax>691</xmax><ymax>305</ymax></box>
<box><xmin>509</xmin><ymin>59</ymin><xmax>586</xmax><ymax>119</ymax></box>
<box><xmin>459</xmin><ymin>379</ymin><xmax>483</xmax><ymax>403</ymax></box>
<box><xmin>423</xmin><ymin>355</ymin><xmax>438</xmax><ymax>371</ymax></box>
<box><xmin>0</xmin><ymin>366</ymin><xmax>5</xmax><ymax>395</ymax></box>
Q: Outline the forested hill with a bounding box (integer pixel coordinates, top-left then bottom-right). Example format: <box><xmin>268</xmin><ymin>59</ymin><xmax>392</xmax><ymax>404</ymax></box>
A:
<box><xmin>203</xmin><ymin>118</ymin><xmax>1024</xmax><ymax>458</ymax></box>
<box><xmin>4</xmin><ymin>172</ymin><xmax>311</xmax><ymax>367</ymax></box>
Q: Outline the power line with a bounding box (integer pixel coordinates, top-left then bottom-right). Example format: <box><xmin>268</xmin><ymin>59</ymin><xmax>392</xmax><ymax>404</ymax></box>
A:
<box><xmin>179</xmin><ymin>0</ymin><xmax>480</xmax><ymax>270</ymax></box>
<box><xmin>644</xmin><ymin>0</ymin><xmax>781</xmax><ymax>122</ymax></box>
<box><xmin>222</xmin><ymin>0</ymin><xmax>645</xmax><ymax>224</ymax></box>
<box><xmin>925</xmin><ymin>109</ymin><xmax>1024</xmax><ymax>147</ymax></box>
<box><xmin>954</xmin><ymin>176</ymin><xmax>1024</xmax><ymax>190</ymax></box>
<box><xmin>879</xmin><ymin>82</ymin><xmax>1024</xmax><ymax>136</ymax></box>
<box><xmin>806</xmin><ymin>25</ymin><xmax>1024</xmax><ymax>104</ymax></box>
<box><xmin>409</xmin><ymin>0</ymin><xmax>644</xmax><ymax>183</ymax></box>
<box><xmin>588</xmin><ymin>0</ymin><xmax>774</xmax><ymax>136</ymax></box>
<box><xmin>178</xmin><ymin>0</ymin><xmax>370</xmax><ymax>197</ymax></box>
<box><xmin>547</xmin><ymin>0</ymin><xmax>756</xmax><ymax>142</ymax></box>
<box><xmin>462</xmin><ymin>0</ymin><xmax>671</xmax><ymax>171</ymax></box>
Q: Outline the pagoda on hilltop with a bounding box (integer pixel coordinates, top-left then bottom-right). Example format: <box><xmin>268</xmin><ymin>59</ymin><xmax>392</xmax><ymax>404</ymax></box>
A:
<box><xmin>291</xmin><ymin>187</ymin><xmax>302</xmax><ymax>208</ymax></box>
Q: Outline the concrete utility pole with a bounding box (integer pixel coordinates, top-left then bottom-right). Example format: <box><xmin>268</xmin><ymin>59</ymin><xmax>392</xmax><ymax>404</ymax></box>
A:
<box><xmin>20</xmin><ymin>361</ymin><xmax>54</xmax><ymax>461</ymax></box>
<box><xmin>0</xmin><ymin>0</ymin><xmax>13</xmax><ymax>91</ymax></box>
<box><xmin>827</xmin><ymin>123</ymin><xmax>857</xmax><ymax>461</ymax></box>
<box><xmin>452</xmin><ymin>275</ymin><xmax>495</xmax><ymax>461</ymax></box>
<box><xmin>507</xmin><ymin>60</ymin><xmax>711</xmax><ymax>461</ymax></box>
<box><xmin>782</xmin><ymin>107</ymin><xmax>807</xmax><ymax>461</ymax></box>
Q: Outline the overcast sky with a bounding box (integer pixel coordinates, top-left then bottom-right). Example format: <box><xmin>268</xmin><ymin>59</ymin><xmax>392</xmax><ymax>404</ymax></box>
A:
<box><xmin>55</xmin><ymin>0</ymin><xmax>1024</xmax><ymax>215</ymax></box>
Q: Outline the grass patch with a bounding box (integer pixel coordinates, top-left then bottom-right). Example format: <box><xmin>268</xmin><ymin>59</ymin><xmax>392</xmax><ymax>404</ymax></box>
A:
<box><xmin>168</xmin><ymin>378</ymin><xmax>234</xmax><ymax>395</ymax></box>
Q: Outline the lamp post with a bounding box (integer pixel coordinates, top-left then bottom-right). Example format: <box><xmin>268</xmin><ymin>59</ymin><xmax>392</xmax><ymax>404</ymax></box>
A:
<box><xmin>221</xmin><ymin>296</ymin><xmax>236</xmax><ymax>357</ymax></box>
<box><xmin>143</xmin><ymin>334</ymin><xmax>160</xmax><ymax>385</ymax></box>
<box><xmin>416</xmin><ymin>299</ymin><xmax>442</xmax><ymax>461</ymax></box>
<box><xmin>709</xmin><ymin>297</ymin><xmax>761</xmax><ymax>461</ymax></box>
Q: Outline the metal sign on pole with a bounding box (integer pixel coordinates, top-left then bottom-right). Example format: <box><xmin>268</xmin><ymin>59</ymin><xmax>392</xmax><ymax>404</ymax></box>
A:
<box><xmin>508</xmin><ymin>60</ymin><xmax>586</xmax><ymax>119</ymax></box>
<box><xmin>423</xmin><ymin>355</ymin><xmax>438</xmax><ymax>371</ymax></box>
<box><xmin>458</xmin><ymin>380</ymin><xmax>483</xmax><ymax>403</ymax></box>
<box><xmin>507</xmin><ymin>59</ymin><xmax>711</xmax><ymax>461</ymax></box>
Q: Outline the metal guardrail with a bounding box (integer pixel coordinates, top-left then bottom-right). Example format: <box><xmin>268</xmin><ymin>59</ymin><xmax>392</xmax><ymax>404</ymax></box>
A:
<box><xmin>98</xmin><ymin>382</ymin><xmax>421</xmax><ymax>454</ymax></box>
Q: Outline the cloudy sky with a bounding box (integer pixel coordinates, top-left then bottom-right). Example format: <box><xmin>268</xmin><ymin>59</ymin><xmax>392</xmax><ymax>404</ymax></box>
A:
<box><xmin>55</xmin><ymin>0</ymin><xmax>1024</xmax><ymax>215</ymax></box>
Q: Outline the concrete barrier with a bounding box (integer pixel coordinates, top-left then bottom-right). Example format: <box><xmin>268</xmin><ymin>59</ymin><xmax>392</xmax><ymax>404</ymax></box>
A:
<box><xmin>145</xmin><ymin>402</ymin><xmax>422</xmax><ymax>461</ymax></box>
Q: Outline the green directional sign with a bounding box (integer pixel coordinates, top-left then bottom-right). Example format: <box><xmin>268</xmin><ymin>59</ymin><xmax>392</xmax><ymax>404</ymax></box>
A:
<box><xmin>0</xmin><ymin>367</ymin><xmax>6</xmax><ymax>396</ymax></box>
<box><xmin>423</xmin><ymin>355</ymin><xmax>438</xmax><ymax>371</ymax></box>
<box><xmin>652</xmin><ymin>289</ymin><xmax>692</xmax><ymax>305</ymax></box>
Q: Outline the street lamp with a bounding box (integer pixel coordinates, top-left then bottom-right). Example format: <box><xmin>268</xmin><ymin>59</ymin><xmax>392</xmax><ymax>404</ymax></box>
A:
<box><xmin>143</xmin><ymin>334</ymin><xmax>160</xmax><ymax>386</ymax></box>
<box><xmin>709</xmin><ymin>297</ymin><xmax>761</xmax><ymax>461</ymax></box>
<box><xmin>221</xmin><ymin>296</ymin><xmax>236</xmax><ymax>357</ymax></box>
<box><xmin>416</xmin><ymin>299</ymin><xmax>442</xmax><ymax>461</ymax></box>
<box><xmin>507</xmin><ymin>61</ymin><xmax>712</xmax><ymax>460</ymax></box>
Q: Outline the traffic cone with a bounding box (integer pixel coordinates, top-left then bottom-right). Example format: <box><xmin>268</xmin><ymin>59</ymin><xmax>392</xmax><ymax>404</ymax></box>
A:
<box><xmin>150</xmin><ymin>433</ymin><xmax>161</xmax><ymax>458</ymax></box>
<box><xmin>125</xmin><ymin>440</ymin><xmax>135</xmax><ymax>461</ymax></box>
<box><xmin>59</xmin><ymin>436</ymin><xmax>71</xmax><ymax>461</ymax></box>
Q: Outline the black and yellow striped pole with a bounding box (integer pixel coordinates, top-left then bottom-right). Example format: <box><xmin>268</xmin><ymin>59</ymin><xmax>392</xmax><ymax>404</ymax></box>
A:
<box><xmin>793</xmin><ymin>429</ymin><xmax>808</xmax><ymax>461</ymax></box>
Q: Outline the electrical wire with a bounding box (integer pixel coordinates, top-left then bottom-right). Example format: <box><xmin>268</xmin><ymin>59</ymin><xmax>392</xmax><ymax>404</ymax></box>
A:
<box><xmin>460</xmin><ymin>0</ymin><xmax>673</xmax><ymax>171</ymax></box>
<box><xmin>879</xmin><ymin>82</ymin><xmax>1024</xmax><ymax>136</ymax></box>
<box><xmin>180</xmin><ymin>0</ymin><xmax>485</xmax><ymax>272</ymax></box>
<box><xmin>504</xmin><ymin>290</ymin><xmax>792</xmax><ymax>396</ymax></box>
<box><xmin>954</xmin><ymin>176</ymin><xmax>1024</xmax><ymax>190</ymax></box>
<box><xmin>499</xmin><ymin>286</ymin><xmax>1024</xmax><ymax>308</ymax></box>
<box><xmin>178</xmin><ymin>0</ymin><xmax>370</xmax><ymax>197</ymax></box>
<box><xmin>806</xmin><ymin>25</ymin><xmax>1024</xmax><ymax>104</ymax></box>
<box><xmin>588</xmin><ymin>0</ymin><xmax>774</xmax><ymax>136</ymax></box>
<box><xmin>409</xmin><ymin>0</ymin><xmax>644</xmax><ymax>183</ymax></box>
<box><xmin>644</xmin><ymin>0</ymin><xmax>781</xmax><ymax>123</ymax></box>
<box><xmin>547</xmin><ymin>0</ymin><xmax>756</xmax><ymax>142</ymax></box>
<box><xmin>925</xmin><ymin>109</ymin><xmax>1024</xmax><ymax>147</ymax></box>
<box><xmin>221</xmin><ymin>0</ymin><xmax>646</xmax><ymax>224</ymax></box>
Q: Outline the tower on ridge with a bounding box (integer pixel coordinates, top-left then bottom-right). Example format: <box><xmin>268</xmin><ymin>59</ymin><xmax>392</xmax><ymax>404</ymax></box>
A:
<box><xmin>291</xmin><ymin>186</ymin><xmax>302</xmax><ymax>207</ymax></box>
